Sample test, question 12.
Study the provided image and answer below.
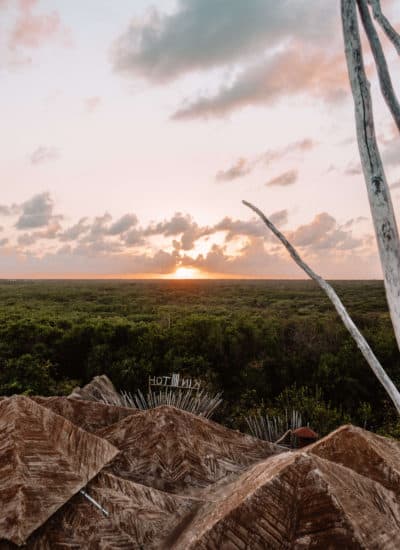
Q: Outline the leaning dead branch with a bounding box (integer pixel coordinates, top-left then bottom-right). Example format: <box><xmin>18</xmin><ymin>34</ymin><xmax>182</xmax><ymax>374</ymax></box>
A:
<box><xmin>242</xmin><ymin>200</ymin><xmax>400</xmax><ymax>415</ymax></box>
<box><xmin>342</xmin><ymin>0</ymin><xmax>400</xmax><ymax>352</ymax></box>
<box><xmin>368</xmin><ymin>0</ymin><xmax>400</xmax><ymax>55</ymax></box>
<box><xmin>357</xmin><ymin>0</ymin><xmax>400</xmax><ymax>132</ymax></box>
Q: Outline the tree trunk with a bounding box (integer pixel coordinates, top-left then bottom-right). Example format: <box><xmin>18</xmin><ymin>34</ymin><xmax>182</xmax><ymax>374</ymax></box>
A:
<box><xmin>357</xmin><ymin>0</ymin><xmax>400</xmax><ymax>132</ymax></box>
<box><xmin>368</xmin><ymin>0</ymin><xmax>400</xmax><ymax>55</ymax></box>
<box><xmin>341</xmin><ymin>0</ymin><xmax>400</xmax><ymax>352</ymax></box>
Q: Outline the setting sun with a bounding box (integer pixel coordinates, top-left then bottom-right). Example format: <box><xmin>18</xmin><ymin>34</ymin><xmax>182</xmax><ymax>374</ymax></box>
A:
<box><xmin>173</xmin><ymin>267</ymin><xmax>200</xmax><ymax>279</ymax></box>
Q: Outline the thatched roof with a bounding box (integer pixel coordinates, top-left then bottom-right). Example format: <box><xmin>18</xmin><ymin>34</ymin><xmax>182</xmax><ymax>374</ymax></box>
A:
<box><xmin>33</xmin><ymin>396</ymin><xmax>138</xmax><ymax>433</ymax></box>
<box><xmin>0</xmin><ymin>395</ymin><xmax>119</xmax><ymax>546</ymax></box>
<box><xmin>308</xmin><ymin>423</ymin><xmax>400</xmax><ymax>493</ymax></box>
<box><xmin>69</xmin><ymin>375</ymin><xmax>122</xmax><ymax>404</ymax></box>
<box><xmin>1</xmin><ymin>379</ymin><xmax>399</xmax><ymax>549</ymax></box>
<box><xmin>167</xmin><ymin>450</ymin><xmax>400</xmax><ymax>549</ymax></box>
<box><xmin>98</xmin><ymin>405</ymin><xmax>280</xmax><ymax>494</ymax></box>
<box><xmin>27</xmin><ymin>472</ymin><xmax>197</xmax><ymax>549</ymax></box>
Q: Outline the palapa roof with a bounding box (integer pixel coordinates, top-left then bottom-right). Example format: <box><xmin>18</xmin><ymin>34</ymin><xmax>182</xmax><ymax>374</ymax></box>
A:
<box><xmin>69</xmin><ymin>374</ymin><xmax>123</xmax><ymax>404</ymax></box>
<box><xmin>98</xmin><ymin>405</ymin><xmax>280</xmax><ymax>494</ymax></box>
<box><xmin>308</xmin><ymin>423</ymin><xmax>400</xmax><ymax>493</ymax></box>
<box><xmin>167</xmin><ymin>450</ymin><xmax>400</xmax><ymax>549</ymax></box>
<box><xmin>33</xmin><ymin>396</ymin><xmax>138</xmax><ymax>434</ymax></box>
<box><xmin>1</xmin><ymin>377</ymin><xmax>400</xmax><ymax>549</ymax></box>
<box><xmin>26</xmin><ymin>471</ymin><xmax>197</xmax><ymax>549</ymax></box>
<box><xmin>0</xmin><ymin>395</ymin><xmax>119</xmax><ymax>546</ymax></box>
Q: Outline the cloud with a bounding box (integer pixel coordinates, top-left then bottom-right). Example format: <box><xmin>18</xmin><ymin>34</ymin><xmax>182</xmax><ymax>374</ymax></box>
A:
<box><xmin>84</xmin><ymin>96</ymin><xmax>101</xmax><ymax>113</ymax></box>
<box><xmin>143</xmin><ymin>212</ymin><xmax>209</xmax><ymax>250</ymax></box>
<box><xmin>0</xmin><ymin>204</ymin><xmax>20</xmax><ymax>216</ymax></box>
<box><xmin>266</xmin><ymin>169</ymin><xmax>298</xmax><ymax>187</ymax></box>
<box><xmin>86</xmin><ymin>213</ymin><xmax>112</xmax><ymax>238</ymax></box>
<box><xmin>0</xmin><ymin>192</ymin><xmax>376</xmax><ymax>278</ymax></box>
<box><xmin>68</xmin><ymin>212</ymin><xmax>141</xmax><ymax>251</ymax></box>
<box><xmin>258</xmin><ymin>139</ymin><xmax>315</xmax><ymax>167</ymax></box>
<box><xmin>173</xmin><ymin>48</ymin><xmax>347</xmax><ymax>120</ymax></box>
<box><xmin>216</xmin><ymin>139</ymin><xmax>315</xmax><ymax>182</ymax></box>
<box><xmin>9</xmin><ymin>1</ymin><xmax>62</xmax><ymax>49</ymax></box>
<box><xmin>124</xmin><ymin>228</ymin><xmax>146</xmax><ymax>247</ymax></box>
<box><xmin>211</xmin><ymin>209</ymin><xmax>288</xmax><ymax>242</ymax></box>
<box><xmin>15</xmin><ymin>192</ymin><xmax>57</xmax><ymax>229</ymax></box>
<box><xmin>287</xmin><ymin>212</ymin><xmax>362</xmax><ymax>251</ymax></box>
<box><xmin>1</xmin><ymin>0</ymin><xmax>70</xmax><ymax>67</ymax></box>
<box><xmin>216</xmin><ymin>158</ymin><xmax>252</xmax><ymax>182</ymax></box>
<box><xmin>270</xmin><ymin>209</ymin><xmax>289</xmax><ymax>226</ymax></box>
<box><xmin>145</xmin><ymin>212</ymin><xmax>194</xmax><ymax>236</ymax></box>
<box><xmin>112</xmin><ymin>1</ymin><xmax>344</xmax><ymax>120</ymax></box>
<box><xmin>213</xmin><ymin>217</ymin><xmax>265</xmax><ymax>241</ymax></box>
<box><xmin>185</xmin><ymin>239</ymin><xmax>270</xmax><ymax>276</ymax></box>
<box><xmin>59</xmin><ymin>218</ymin><xmax>89</xmax><ymax>241</ymax></box>
<box><xmin>16</xmin><ymin>219</ymin><xmax>62</xmax><ymax>247</ymax></box>
<box><xmin>112</xmin><ymin>0</ymin><xmax>337</xmax><ymax>83</ymax></box>
<box><xmin>108</xmin><ymin>213</ymin><xmax>138</xmax><ymax>235</ymax></box>
<box><xmin>30</xmin><ymin>146</ymin><xmax>59</xmax><ymax>165</ymax></box>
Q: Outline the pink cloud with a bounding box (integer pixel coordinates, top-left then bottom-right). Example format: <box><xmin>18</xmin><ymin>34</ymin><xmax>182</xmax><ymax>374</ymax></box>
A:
<box><xmin>173</xmin><ymin>47</ymin><xmax>348</xmax><ymax>120</ymax></box>
<box><xmin>8</xmin><ymin>0</ymin><xmax>67</xmax><ymax>51</ymax></box>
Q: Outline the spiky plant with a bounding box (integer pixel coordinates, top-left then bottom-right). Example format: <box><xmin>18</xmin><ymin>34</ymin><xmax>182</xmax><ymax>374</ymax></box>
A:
<box><xmin>246</xmin><ymin>409</ymin><xmax>302</xmax><ymax>444</ymax></box>
<box><xmin>97</xmin><ymin>387</ymin><xmax>223</xmax><ymax>419</ymax></box>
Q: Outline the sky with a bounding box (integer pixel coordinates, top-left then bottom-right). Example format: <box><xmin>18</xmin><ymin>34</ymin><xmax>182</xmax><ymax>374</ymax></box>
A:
<box><xmin>1</xmin><ymin>0</ymin><xmax>400</xmax><ymax>279</ymax></box>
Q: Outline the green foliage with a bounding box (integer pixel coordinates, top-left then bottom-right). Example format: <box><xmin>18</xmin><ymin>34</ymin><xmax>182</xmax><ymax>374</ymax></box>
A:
<box><xmin>0</xmin><ymin>354</ymin><xmax>56</xmax><ymax>396</ymax></box>
<box><xmin>0</xmin><ymin>279</ymin><xmax>398</xmax><ymax>436</ymax></box>
<box><xmin>272</xmin><ymin>385</ymin><xmax>351</xmax><ymax>436</ymax></box>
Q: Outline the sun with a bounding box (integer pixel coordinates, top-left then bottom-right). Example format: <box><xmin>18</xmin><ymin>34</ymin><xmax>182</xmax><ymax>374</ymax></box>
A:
<box><xmin>173</xmin><ymin>266</ymin><xmax>200</xmax><ymax>279</ymax></box>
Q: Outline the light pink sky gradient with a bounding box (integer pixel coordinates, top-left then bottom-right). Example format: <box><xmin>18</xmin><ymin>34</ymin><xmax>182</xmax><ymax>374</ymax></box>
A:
<box><xmin>1</xmin><ymin>0</ymin><xmax>399</xmax><ymax>278</ymax></box>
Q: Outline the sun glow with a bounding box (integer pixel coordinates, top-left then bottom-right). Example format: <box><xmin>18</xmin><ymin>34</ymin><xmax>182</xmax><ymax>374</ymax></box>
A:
<box><xmin>173</xmin><ymin>266</ymin><xmax>201</xmax><ymax>279</ymax></box>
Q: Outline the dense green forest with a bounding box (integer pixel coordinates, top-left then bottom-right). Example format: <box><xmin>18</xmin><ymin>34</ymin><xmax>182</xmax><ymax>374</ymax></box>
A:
<box><xmin>0</xmin><ymin>279</ymin><xmax>399</xmax><ymax>437</ymax></box>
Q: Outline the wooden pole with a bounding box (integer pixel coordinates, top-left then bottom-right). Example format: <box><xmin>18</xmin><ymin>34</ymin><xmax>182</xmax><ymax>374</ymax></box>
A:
<box><xmin>341</xmin><ymin>0</ymin><xmax>400</xmax><ymax>352</ymax></box>
<box><xmin>357</xmin><ymin>0</ymin><xmax>400</xmax><ymax>132</ymax></box>
<box><xmin>368</xmin><ymin>0</ymin><xmax>400</xmax><ymax>55</ymax></box>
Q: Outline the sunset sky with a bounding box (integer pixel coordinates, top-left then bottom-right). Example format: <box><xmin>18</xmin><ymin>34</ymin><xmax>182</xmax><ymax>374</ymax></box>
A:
<box><xmin>1</xmin><ymin>0</ymin><xmax>400</xmax><ymax>279</ymax></box>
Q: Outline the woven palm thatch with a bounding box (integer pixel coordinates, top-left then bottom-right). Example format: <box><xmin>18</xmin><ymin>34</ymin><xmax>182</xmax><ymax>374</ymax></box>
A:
<box><xmin>28</xmin><ymin>471</ymin><xmax>196</xmax><ymax>549</ymax></box>
<box><xmin>33</xmin><ymin>395</ymin><xmax>138</xmax><ymax>433</ymax></box>
<box><xmin>69</xmin><ymin>374</ymin><xmax>122</xmax><ymax>403</ymax></box>
<box><xmin>308</xmin><ymin>424</ymin><xmax>400</xmax><ymax>494</ymax></box>
<box><xmin>1</xmin><ymin>387</ymin><xmax>400</xmax><ymax>549</ymax></box>
<box><xmin>97</xmin><ymin>405</ymin><xmax>280</xmax><ymax>494</ymax></box>
<box><xmin>0</xmin><ymin>395</ymin><xmax>119</xmax><ymax>546</ymax></box>
<box><xmin>169</xmin><ymin>449</ymin><xmax>400</xmax><ymax>550</ymax></box>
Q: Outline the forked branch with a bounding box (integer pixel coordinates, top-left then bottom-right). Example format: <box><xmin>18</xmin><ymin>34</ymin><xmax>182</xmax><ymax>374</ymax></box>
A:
<box><xmin>357</xmin><ymin>0</ymin><xmax>400</xmax><ymax>132</ymax></box>
<box><xmin>242</xmin><ymin>200</ymin><xmax>400</xmax><ymax>414</ymax></box>
<box><xmin>368</xmin><ymin>0</ymin><xmax>400</xmax><ymax>55</ymax></box>
<box><xmin>342</xmin><ymin>0</ymin><xmax>400</xmax><ymax>351</ymax></box>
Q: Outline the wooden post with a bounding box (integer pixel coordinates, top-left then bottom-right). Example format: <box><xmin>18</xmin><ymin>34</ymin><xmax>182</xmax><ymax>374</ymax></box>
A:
<box><xmin>368</xmin><ymin>0</ymin><xmax>400</xmax><ymax>55</ymax></box>
<box><xmin>341</xmin><ymin>0</ymin><xmax>400</xmax><ymax>352</ymax></box>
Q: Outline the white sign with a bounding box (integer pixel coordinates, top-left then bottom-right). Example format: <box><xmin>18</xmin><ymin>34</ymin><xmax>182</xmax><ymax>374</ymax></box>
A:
<box><xmin>149</xmin><ymin>373</ymin><xmax>201</xmax><ymax>390</ymax></box>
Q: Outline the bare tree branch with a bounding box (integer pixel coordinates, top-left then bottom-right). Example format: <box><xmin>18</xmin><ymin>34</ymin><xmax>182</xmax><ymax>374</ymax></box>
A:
<box><xmin>368</xmin><ymin>0</ymin><xmax>400</xmax><ymax>55</ymax></box>
<box><xmin>242</xmin><ymin>200</ymin><xmax>400</xmax><ymax>415</ymax></box>
<box><xmin>341</xmin><ymin>0</ymin><xmax>400</xmax><ymax>352</ymax></box>
<box><xmin>358</xmin><ymin>0</ymin><xmax>400</xmax><ymax>132</ymax></box>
